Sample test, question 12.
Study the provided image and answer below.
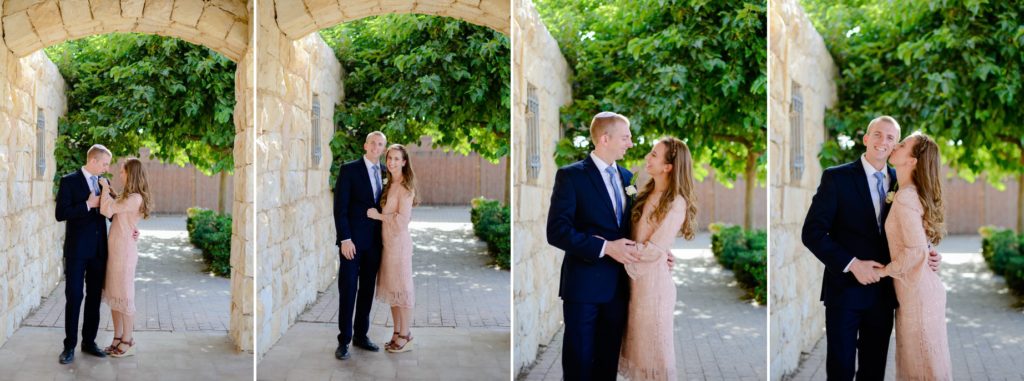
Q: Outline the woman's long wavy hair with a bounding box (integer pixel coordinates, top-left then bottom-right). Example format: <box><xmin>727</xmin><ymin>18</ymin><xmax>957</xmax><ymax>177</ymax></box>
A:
<box><xmin>121</xmin><ymin>158</ymin><xmax>153</xmax><ymax>219</ymax></box>
<box><xmin>907</xmin><ymin>133</ymin><xmax>945</xmax><ymax>245</ymax></box>
<box><xmin>630</xmin><ymin>137</ymin><xmax>697</xmax><ymax>240</ymax></box>
<box><xmin>380</xmin><ymin>144</ymin><xmax>418</xmax><ymax>206</ymax></box>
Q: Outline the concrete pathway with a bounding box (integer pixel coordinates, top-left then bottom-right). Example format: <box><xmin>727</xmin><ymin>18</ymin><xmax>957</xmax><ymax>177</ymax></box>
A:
<box><xmin>257</xmin><ymin>206</ymin><xmax>511</xmax><ymax>380</ymax></box>
<box><xmin>519</xmin><ymin>233</ymin><xmax>768</xmax><ymax>380</ymax></box>
<box><xmin>0</xmin><ymin>215</ymin><xmax>251</xmax><ymax>380</ymax></box>
<box><xmin>785</xmin><ymin>235</ymin><xmax>1024</xmax><ymax>380</ymax></box>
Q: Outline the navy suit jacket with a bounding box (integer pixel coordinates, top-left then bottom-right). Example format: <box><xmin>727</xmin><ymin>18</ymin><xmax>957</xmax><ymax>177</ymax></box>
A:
<box><xmin>55</xmin><ymin>169</ymin><xmax>108</xmax><ymax>260</ymax></box>
<box><xmin>334</xmin><ymin>158</ymin><xmax>383</xmax><ymax>252</ymax></box>
<box><xmin>802</xmin><ymin>159</ymin><xmax>897</xmax><ymax>310</ymax></box>
<box><xmin>547</xmin><ymin>156</ymin><xmax>633</xmax><ymax>304</ymax></box>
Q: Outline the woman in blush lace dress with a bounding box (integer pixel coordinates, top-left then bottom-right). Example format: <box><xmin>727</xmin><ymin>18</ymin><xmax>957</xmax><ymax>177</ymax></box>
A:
<box><xmin>98</xmin><ymin>158</ymin><xmax>152</xmax><ymax>358</ymax></box>
<box><xmin>367</xmin><ymin>144</ymin><xmax>417</xmax><ymax>353</ymax></box>
<box><xmin>876</xmin><ymin>132</ymin><xmax>951</xmax><ymax>380</ymax></box>
<box><xmin>619</xmin><ymin>137</ymin><xmax>697</xmax><ymax>381</ymax></box>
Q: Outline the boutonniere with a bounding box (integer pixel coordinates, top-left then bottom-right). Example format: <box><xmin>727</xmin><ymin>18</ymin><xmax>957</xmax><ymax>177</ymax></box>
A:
<box><xmin>885</xmin><ymin>183</ymin><xmax>898</xmax><ymax>204</ymax></box>
<box><xmin>382</xmin><ymin>177</ymin><xmax>389</xmax><ymax>186</ymax></box>
<box><xmin>625</xmin><ymin>185</ymin><xmax>638</xmax><ymax>197</ymax></box>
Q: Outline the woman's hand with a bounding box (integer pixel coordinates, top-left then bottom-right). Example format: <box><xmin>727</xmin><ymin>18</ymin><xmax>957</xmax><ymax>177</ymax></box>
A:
<box><xmin>367</xmin><ymin>208</ymin><xmax>382</xmax><ymax>220</ymax></box>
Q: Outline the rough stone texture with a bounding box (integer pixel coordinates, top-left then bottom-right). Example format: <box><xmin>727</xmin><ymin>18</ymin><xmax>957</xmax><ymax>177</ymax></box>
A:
<box><xmin>255</xmin><ymin>1</ymin><xmax>342</xmax><ymax>357</ymax></box>
<box><xmin>768</xmin><ymin>0</ymin><xmax>837</xmax><ymax>379</ymax></box>
<box><xmin>272</xmin><ymin>0</ymin><xmax>509</xmax><ymax>41</ymax></box>
<box><xmin>511</xmin><ymin>0</ymin><xmax>571</xmax><ymax>375</ymax></box>
<box><xmin>0</xmin><ymin>47</ymin><xmax>66</xmax><ymax>350</ymax></box>
<box><xmin>0</xmin><ymin>0</ymin><xmax>255</xmax><ymax>353</ymax></box>
<box><xmin>2</xmin><ymin>0</ymin><xmax>249</xmax><ymax>61</ymax></box>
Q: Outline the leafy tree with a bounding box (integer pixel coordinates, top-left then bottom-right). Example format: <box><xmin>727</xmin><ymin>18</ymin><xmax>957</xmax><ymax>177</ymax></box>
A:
<box><xmin>536</xmin><ymin>0</ymin><xmax>767</xmax><ymax>230</ymax></box>
<box><xmin>320</xmin><ymin>15</ymin><xmax>511</xmax><ymax>203</ymax></box>
<box><xmin>46</xmin><ymin>33</ymin><xmax>237</xmax><ymax>213</ymax></box>
<box><xmin>804</xmin><ymin>1</ymin><xmax>1024</xmax><ymax>231</ymax></box>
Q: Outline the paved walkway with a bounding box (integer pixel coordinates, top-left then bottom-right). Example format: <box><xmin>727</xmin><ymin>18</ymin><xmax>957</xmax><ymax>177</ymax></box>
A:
<box><xmin>786</xmin><ymin>235</ymin><xmax>1024</xmax><ymax>380</ymax></box>
<box><xmin>257</xmin><ymin>206</ymin><xmax>511</xmax><ymax>380</ymax></box>
<box><xmin>0</xmin><ymin>215</ymin><xmax>251</xmax><ymax>380</ymax></box>
<box><xmin>519</xmin><ymin>233</ymin><xmax>768</xmax><ymax>380</ymax></box>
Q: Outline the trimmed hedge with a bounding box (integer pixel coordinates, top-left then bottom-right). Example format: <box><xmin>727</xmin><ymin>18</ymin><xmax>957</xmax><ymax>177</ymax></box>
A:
<box><xmin>979</xmin><ymin>225</ymin><xmax>1024</xmax><ymax>296</ymax></box>
<box><xmin>471</xmin><ymin>197</ymin><xmax>510</xmax><ymax>269</ymax></box>
<box><xmin>710</xmin><ymin>223</ymin><xmax>767</xmax><ymax>304</ymax></box>
<box><xmin>186</xmin><ymin>207</ymin><xmax>232</xmax><ymax>277</ymax></box>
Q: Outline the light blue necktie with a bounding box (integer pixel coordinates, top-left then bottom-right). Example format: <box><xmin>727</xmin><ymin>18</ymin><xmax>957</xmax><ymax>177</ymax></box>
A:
<box><xmin>874</xmin><ymin>172</ymin><xmax>885</xmax><ymax>230</ymax></box>
<box><xmin>90</xmin><ymin>175</ymin><xmax>100</xmax><ymax>196</ymax></box>
<box><xmin>372</xmin><ymin>164</ymin><xmax>382</xmax><ymax>203</ymax></box>
<box><xmin>606</xmin><ymin>166</ymin><xmax>623</xmax><ymax>226</ymax></box>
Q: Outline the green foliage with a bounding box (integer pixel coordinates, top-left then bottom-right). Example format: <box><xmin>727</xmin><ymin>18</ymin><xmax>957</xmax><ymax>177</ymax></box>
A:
<box><xmin>710</xmin><ymin>224</ymin><xmax>766</xmax><ymax>303</ymax></box>
<box><xmin>535</xmin><ymin>0</ymin><xmax>767</xmax><ymax>188</ymax></box>
<box><xmin>804</xmin><ymin>1</ymin><xmax>1024</xmax><ymax>187</ymax></box>
<box><xmin>186</xmin><ymin>207</ymin><xmax>232</xmax><ymax>277</ymax></box>
<box><xmin>470</xmin><ymin>197</ymin><xmax>510</xmax><ymax>269</ymax></box>
<box><xmin>1005</xmin><ymin>256</ymin><xmax>1024</xmax><ymax>295</ymax></box>
<box><xmin>320</xmin><ymin>15</ymin><xmax>510</xmax><ymax>182</ymax></box>
<box><xmin>980</xmin><ymin>226</ymin><xmax>1024</xmax><ymax>296</ymax></box>
<box><xmin>46</xmin><ymin>33</ymin><xmax>236</xmax><ymax>182</ymax></box>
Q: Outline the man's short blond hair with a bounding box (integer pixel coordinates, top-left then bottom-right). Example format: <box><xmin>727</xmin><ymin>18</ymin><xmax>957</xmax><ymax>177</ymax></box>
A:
<box><xmin>590</xmin><ymin>112</ymin><xmax>630</xmax><ymax>141</ymax></box>
<box><xmin>366</xmin><ymin>131</ymin><xmax>387</xmax><ymax>142</ymax></box>
<box><xmin>86</xmin><ymin>144</ymin><xmax>111</xmax><ymax>160</ymax></box>
<box><xmin>867</xmin><ymin>115</ymin><xmax>901</xmax><ymax>134</ymax></box>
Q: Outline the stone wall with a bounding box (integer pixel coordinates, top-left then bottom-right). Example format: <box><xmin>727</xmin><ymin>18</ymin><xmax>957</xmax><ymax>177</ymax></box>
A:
<box><xmin>229</xmin><ymin>0</ymin><xmax>254</xmax><ymax>351</ymax></box>
<box><xmin>511</xmin><ymin>0</ymin><xmax>571</xmax><ymax>375</ymax></box>
<box><xmin>0</xmin><ymin>47</ymin><xmax>67</xmax><ymax>348</ymax></box>
<box><xmin>255</xmin><ymin>0</ymin><xmax>342</xmax><ymax>355</ymax></box>
<box><xmin>272</xmin><ymin>0</ymin><xmax>509</xmax><ymax>40</ymax></box>
<box><xmin>768</xmin><ymin>0</ymin><xmax>837</xmax><ymax>378</ymax></box>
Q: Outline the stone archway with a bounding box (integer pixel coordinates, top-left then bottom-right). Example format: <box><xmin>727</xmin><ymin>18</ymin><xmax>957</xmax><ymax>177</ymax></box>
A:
<box><xmin>255</xmin><ymin>0</ymin><xmax>508</xmax><ymax>357</ymax></box>
<box><xmin>0</xmin><ymin>0</ymin><xmax>254</xmax><ymax>352</ymax></box>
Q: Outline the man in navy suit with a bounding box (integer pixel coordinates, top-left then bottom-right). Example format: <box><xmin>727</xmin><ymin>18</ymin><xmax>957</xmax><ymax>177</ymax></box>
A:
<box><xmin>802</xmin><ymin>116</ymin><xmax>940</xmax><ymax>380</ymax></box>
<box><xmin>547</xmin><ymin>112</ymin><xmax>639</xmax><ymax>381</ymax></box>
<box><xmin>333</xmin><ymin>131</ymin><xmax>387</xmax><ymax>360</ymax></box>
<box><xmin>54</xmin><ymin>144</ymin><xmax>113</xmax><ymax>364</ymax></box>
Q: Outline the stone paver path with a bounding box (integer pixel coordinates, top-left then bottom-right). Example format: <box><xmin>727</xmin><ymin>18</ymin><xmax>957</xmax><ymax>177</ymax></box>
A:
<box><xmin>0</xmin><ymin>215</ymin><xmax>251</xmax><ymax>380</ymax></box>
<box><xmin>785</xmin><ymin>235</ymin><xmax>1024</xmax><ymax>380</ymax></box>
<box><xmin>258</xmin><ymin>206</ymin><xmax>511</xmax><ymax>380</ymax></box>
<box><xmin>519</xmin><ymin>233</ymin><xmax>768</xmax><ymax>380</ymax></box>
<box><xmin>23</xmin><ymin>215</ymin><xmax>230</xmax><ymax>332</ymax></box>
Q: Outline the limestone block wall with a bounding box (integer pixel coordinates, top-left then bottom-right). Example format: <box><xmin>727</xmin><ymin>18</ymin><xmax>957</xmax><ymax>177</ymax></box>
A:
<box><xmin>768</xmin><ymin>0</ymin><xmax>837</xmax><ymax>378</ymax></box>
<box><xmin>273</xmin><ymin>0</ymin><xmax>510</xmax><ymax>39</ymax></box>
<box><xmin>511</xmin><ymin>0</ymin><xmax>571</xmax><ymax>375</ymax></box>
<box><xmin>228</xmin><ymin>0</ymin><xmax>254</xmax><ymax>351</ymax></box>
<box><xmin>0</xmin><ymin>48</ymin><xmax>67</xmax><ymax>347</ymax></box>
<box><xmin>1</xmin><ymin>0</ymin><xmax>249</xmax><ymax>61</ymax></box>
<box><xmin>255</xmin><ymin>1</ymin><xmax>342</xmax><ymax>355</ymax></box>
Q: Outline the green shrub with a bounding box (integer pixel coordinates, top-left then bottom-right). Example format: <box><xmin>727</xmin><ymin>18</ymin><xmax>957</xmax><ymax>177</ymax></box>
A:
<box><xmin>470</xmin><ymin>197</ymin><xmax>510</xmax><ymax>269</ymax></box>
<box><xmin>186</xmin><ymin>207</ymin><xmax>232</xmax><ymax>277</ymax></box>
<box><xmin>982</xmin><ymin>229</ymin><xmax>1018</xmax><ymax>275</ymax></box>
<box><xmin>711</xmin><ymin>224</ymin><xmax>766</xmax><ymax>304</ymax></box>
<box><xmin>712</xmin><ymin>225</ymin><xmax>747</xmax><ymax>269</ymax></box>
<box><xmin>1005</xmin><ymin>256</ymin><xmax>1024</xmax><ymax>295</ymax></box>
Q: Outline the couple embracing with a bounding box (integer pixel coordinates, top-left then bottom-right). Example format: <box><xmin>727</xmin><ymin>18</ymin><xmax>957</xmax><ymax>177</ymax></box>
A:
<box><xmin>333</xmin><ymin>131</ymin><xmax>418</xmax><ymax>360</ymax></box>
<box><xmin>803</xmin><ymin>116</ymin><xmax>952</xmax><ymax>380</ymax></box>
<box><xmin>55</xmin><ymin>145</ymin><xmax>153</xmax><ymax>364</ymax></box>
<box><xmin>547</xmin><ymin>111</ymin><xmax>697</xmax><ymax>380</ymax></box>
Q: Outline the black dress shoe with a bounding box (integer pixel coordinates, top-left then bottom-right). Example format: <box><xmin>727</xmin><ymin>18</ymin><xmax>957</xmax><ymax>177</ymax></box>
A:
<box><xmin>81</xmin><ymin>343</ymin><xmax>107</xmax><ymax>358</ymax></box>
<box><xmin>352</xmin><ymin>337</ymin><xmax>380</xmax><ymax>352</ymax></box>
<box><xmin>335</xmin><ymin>345</ymin><xmax>350</xmax><ymax>360</ymax></box>
<box><xmin>59</xmin><ymin>348</ymin><xmax>74</xmax><ymax>364</ymax></box>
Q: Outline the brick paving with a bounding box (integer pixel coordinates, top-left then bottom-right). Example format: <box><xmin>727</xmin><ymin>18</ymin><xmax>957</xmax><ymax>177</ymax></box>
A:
<box><xmin>22</xmin><ymin>215</ymin><xmax>231</xmax><ymax>332</ymax></box>
<box><xmin>785</xmin><ymin>235</ymin><xmax>1024</xmax><ymax>380</ymax></box>
<box><xmin>518</xmin><ymin>233</ymin><xmax>768</xmax><ymax>381</ymax></box>
<box><xmin>259</xmin><ymin>206</ymin><xmax>511</xmax><ymax>379</ymax></box>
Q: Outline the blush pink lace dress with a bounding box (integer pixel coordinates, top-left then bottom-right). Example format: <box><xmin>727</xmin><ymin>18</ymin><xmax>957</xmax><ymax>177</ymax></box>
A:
<box><xmin>100</xmin><ymin>192</ymin><xmax>143</xmax><ymax>315</ymax></box>
<box><xmin>883</xmin><ymin>187</ymin><xmax>952</xmax><ymax>380</ymax></box>
<box><xmin>619</xmin><ymin>197</ymin><xmax>687</xmax><ymax>381</ymax></box>
<box><xmin>375</xmin><ymin>185</ymin><xmax>415</xmax><ymax>308</ymax></box>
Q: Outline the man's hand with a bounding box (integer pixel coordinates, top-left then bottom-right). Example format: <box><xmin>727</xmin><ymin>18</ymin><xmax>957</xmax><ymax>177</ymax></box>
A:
<box><xmin>340</xmin><ymin>240</ymin><xmax>356</xmax><ymax>260</ymax></box>
<box><xmin>604</xmin><ymin>238</ymin><xmax>639</xmax><ymax>265</ymax></box>
<box><xmin>666</xmin><ymin>254</ymin><xmax>674</xmax><ymax>269</ymax></box>
<box><xmin>87</xmin><ymin>193</ymin><xmax>100</xmax><ymax>209</ymax></box>
<box><xmin>132</xmin><ymin>229</ymin><xmax>140</xmax><ymax>241</ymax></box>
<box><xmin>849</xmin><ymin>258</ymin><xmax>884</xmax><ymax>285</ymax></box>
<box><xmin>927</xmin><ymin>247</ymin><xmax>942</xmax><ymax>272</ymax></box>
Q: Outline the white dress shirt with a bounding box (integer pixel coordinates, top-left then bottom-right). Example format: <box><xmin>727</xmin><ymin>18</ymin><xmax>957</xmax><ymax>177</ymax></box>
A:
<box><xmin>591</xmin><ymin>152</ymin><xmax>626</xmax><ymax>258</ymax></box>
<box><xmin>845</xmin><ymin>154</ymin><xmax>890</xmax><ymax>272</ymax></box>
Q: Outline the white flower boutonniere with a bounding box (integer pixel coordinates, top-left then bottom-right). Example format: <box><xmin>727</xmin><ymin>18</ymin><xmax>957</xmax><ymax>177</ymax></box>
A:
<box><xmin>885</xmin><ymin>190</ymin><xmax>895</xmax><ymax>204</ymax></box>
<box><xmin>382</xmin><ymin>177</ymin><xmax>389</xmax><ymax>186</ymax></box>
<box><xmin>625</xmin><ymin>185</ymin><xmax>638</xmax><ymax>197</ymax></box>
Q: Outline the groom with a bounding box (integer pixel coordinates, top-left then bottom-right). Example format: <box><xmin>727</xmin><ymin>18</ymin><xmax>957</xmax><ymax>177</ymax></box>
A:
<box><xmin>547</xmin><ymin>111</ymin><xmax>638</xmax><ymax>380</ymax></box>
<box><xmin>802</xmin><ymin>116</ymin><xmax>940</xmax><ymax>380</ymax></box>
<box><xmin>54</xmin><ymin>144</ymin><xmax>112</xmax><ymax>364</ymax></box>
<box><xmin>333</xmin><ymin>131</ymin><xmax>387</xmax><ymax>360</ymax></box>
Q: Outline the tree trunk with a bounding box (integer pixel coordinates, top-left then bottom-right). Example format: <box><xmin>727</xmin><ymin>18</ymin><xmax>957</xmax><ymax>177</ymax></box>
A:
<box><xmin>744</xmin><ymin>150</ymin><xmax>759</xmax><ymax>231</ymax></box>
<box><xmin>504</xmin><ymin>156</ymin><xmax>511</xmax><ymax>206</ymax></box>
<box><xmin>1018</xmin><ymin>171</ymin><xmax>1023</xmax><ymax>234</ymax></box>
<box><xmin>218</xmin><ymin>171</ymin><xmax>229</xmax><ymax>215</ymax></box>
